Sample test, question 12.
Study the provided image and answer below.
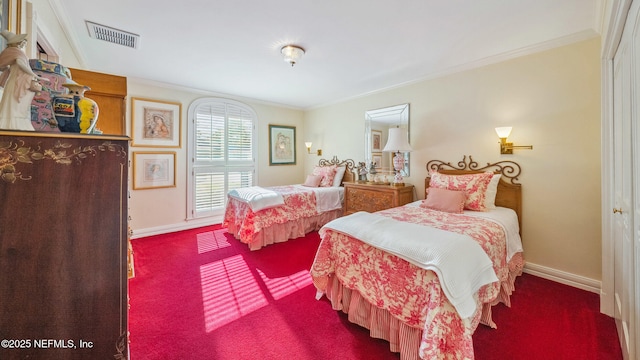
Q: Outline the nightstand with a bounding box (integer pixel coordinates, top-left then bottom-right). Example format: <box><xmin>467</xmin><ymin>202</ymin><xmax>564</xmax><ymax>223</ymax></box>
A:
<box><xmin>343</xmin><ymin>182</ymin><xmax>415</xmax><ymax>215</ymax></box>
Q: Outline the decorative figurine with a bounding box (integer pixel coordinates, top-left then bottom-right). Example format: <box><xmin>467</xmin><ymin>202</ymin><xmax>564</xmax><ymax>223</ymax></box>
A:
<box><xmin>0</xmin><ymin>30</ymin><xmax>45</xmax><ymax>131</ymax></box>
<box><xmin>369</xmin><ymin>161</ymin><xmax>377</xmax><ymax>175</ymax></box>
<box><xmin>357</xmin><ymin>162</ymin><xmax>368</xmax><ymax>181</ymax></box>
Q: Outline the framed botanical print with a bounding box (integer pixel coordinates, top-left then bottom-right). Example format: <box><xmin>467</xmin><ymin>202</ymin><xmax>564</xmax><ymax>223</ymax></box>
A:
<box><xmin>269</xmin><ymin>124</ymin><xmax>296</xmax><ymax>165</ymax></box>
<box><xmin>131</xmin><ymin>97</ymin><xmax>182</xmax><ymax>147</ymax></box>
<box><xmin>133</xmin><ymin>151</ymin><xmax>176</xmax><ymax>189</ymax></box>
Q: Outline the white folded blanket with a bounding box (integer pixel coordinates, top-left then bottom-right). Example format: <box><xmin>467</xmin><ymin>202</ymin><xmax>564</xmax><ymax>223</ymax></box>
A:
<box><xmin>322</xmin><ymin>211</ymin><xmax>498</xmax><ymax>319</ymax></box>
<box><xmin>294</xmin><ymin>185</ymin><xmax>342</xmax><ymax>212</ymax></box>
<box><xmin>227</xmin><ymin>186</ymin><xmax>284</xmax><ymax>211</ymax></box>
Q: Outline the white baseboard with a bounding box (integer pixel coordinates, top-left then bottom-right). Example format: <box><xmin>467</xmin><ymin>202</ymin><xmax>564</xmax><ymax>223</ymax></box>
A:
<box><xmin>130</xmin><ymin>216</ymin><xmax>223</xmax><ymax>239</ymax></box>
<box><xmin>523</xmin><ymin>262</ymin><xmax>601</xmax><ymax>294</ymax></box>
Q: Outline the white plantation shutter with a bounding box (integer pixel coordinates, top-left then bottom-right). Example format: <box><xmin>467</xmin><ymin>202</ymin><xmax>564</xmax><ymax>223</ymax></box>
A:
<box><xmin>227</xmin><ymin>106</ymin><xmax>254</xmax><ymax>162</ymax></box>
<box><xmin>195</xmin><ymin>103</ymin><xmax>225</xmax><ymax>162</ymax></box>
<box><xmin>188</xmin><ymin>98</ymin><xmax>256</xmax><ymax>218</ymax></box>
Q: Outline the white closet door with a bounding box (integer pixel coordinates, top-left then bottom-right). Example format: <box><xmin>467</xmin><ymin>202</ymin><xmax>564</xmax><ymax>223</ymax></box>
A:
<box><xmin>632</xmin><ymin>1</ymin><xmax>640</xmax><ymax>355</ymax></box>
<box><xmin>612</xmin><ymin>1</ymin><xmax>640</xmax><ymax>358</ymax></box>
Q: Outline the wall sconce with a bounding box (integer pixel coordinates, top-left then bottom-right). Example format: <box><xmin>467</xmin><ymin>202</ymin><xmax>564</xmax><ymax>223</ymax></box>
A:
<box><xmin>305</xmin><ymin>141</ymin><xmax>322</xmax><ymax>156</ymax></box>
<box><xmin>495</xmin><ymin>127</ymin><xmax>533</xmax><ymax>154</ymax></box>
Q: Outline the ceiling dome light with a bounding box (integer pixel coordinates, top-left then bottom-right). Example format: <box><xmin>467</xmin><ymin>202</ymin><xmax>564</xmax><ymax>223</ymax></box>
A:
<box><xmin>281</xmin><ymin>45</ymin><xmax>305</xmax><ymax>67</ymax></box>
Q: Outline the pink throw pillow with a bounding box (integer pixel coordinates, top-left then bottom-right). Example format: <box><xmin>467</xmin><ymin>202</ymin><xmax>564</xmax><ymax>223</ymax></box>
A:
<box><xmin>428</xmin><ymin>171</ymin><xmax>494</xmax><ymax>211</ymax></box>
<box><xmin>421</xmin><ymin>187</ymin><xmax>466</xmax><ymax>213</ymax></box>
<box><xmin>312</xmin><ymin>165</ymin><xmax>337</xmax><ymax>187</ymax></box>
<box><xmin>302</xmin><ymin>174</ymin><xmax>322</xmax><ymax>187</ymax></box>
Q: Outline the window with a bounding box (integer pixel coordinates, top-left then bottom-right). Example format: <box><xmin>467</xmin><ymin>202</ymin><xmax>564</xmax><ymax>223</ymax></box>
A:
<box><xmin>187</xmin><ymin>98</ymin><xmax>256</xmax><ymax>219</ymax></box>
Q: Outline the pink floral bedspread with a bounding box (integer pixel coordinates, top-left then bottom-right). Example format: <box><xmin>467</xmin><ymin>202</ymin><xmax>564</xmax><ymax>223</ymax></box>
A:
<box><xmin>310</xmin><ymin>206</ymin><xmax>512</xmax><ymax>359</ymax></box>
<box><xmin>223</xmin><ymin>185</ymin><xmax>319</xmax><ymax>245</ymax></box>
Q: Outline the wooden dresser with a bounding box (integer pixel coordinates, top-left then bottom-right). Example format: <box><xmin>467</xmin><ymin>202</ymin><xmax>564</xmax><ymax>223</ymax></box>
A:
<box><xmin>343</xmin><ymin>182</ymin><xmax>415</xmax><ymax>214</ymax></box>
<box><xmin>0</xmin><ymin>131</ymin><xmax>129</xmax><ymax>359</ymax></box>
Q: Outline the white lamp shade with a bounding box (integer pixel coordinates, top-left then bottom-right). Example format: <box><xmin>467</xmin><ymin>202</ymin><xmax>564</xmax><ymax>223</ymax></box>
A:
<box><xmin>305</xmin><ymin>142</ymin><xmax>312</xmax><ymax>148</ymax></box>
<box><xmin>495</xmin><ymin>127</ymin><xmax>513</xmax><ymax>138</ymax></box>
<box><xmin>382</xmin><ymin>127</ymin><xmax>412</xmax><ymax>152</ymax></box>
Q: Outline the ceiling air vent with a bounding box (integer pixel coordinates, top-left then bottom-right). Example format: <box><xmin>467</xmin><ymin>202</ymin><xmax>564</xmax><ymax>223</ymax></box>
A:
<box><xmin>86</xmin><ymin>21</ymin><xmax>139</xmax><ymax>49</ymax></box>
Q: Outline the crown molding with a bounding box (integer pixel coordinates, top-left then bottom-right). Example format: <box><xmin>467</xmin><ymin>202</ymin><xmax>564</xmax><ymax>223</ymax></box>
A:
<box><xmin>311</xmin><ymin>29</ymin><xmax>600</xmax><ymax>110</ymax></box>
<box><xmin>47</xmin><ymin>0</ymin><xmax>88</xmax><ymax>68</ymax></box>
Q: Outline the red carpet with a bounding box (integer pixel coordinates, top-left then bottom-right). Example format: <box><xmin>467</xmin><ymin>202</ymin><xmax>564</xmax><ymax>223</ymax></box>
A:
<box><xmin>129</xmin><ymin>225</ymin><xmax>622</xmax><ymax>359</ymax></box>
<box><xmin>472</xmin><ymin>275</ymin><xmax>622</xmax><ymax>360</ymax></box>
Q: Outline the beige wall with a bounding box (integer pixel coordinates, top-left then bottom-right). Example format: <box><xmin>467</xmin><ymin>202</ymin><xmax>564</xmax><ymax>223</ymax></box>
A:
<box><xmin>28</xmin><ymin>3</ymin><xmax>603</xmax><ymax>282</ymax></box>
<box><xmin>305</xmin><ymin>37</ymin><xmax>602</xmax><ymax>282</ymax></box>
<box><xmin>126</xmin><ymin>80</ymin><xmax>306</xmax><ymax>234</ymax></box>
<box><xmin>29</xmin><ymin>0</ymin><xmax>307</xmax><ymax>236</ymax></box>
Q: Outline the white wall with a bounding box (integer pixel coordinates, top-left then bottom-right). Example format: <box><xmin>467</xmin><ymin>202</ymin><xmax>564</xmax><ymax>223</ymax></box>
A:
<box><xmin>28</xmin><ymin>0</ymin><xmax>81</xmax><ymax>66</ymax></box>
<box><xmin>305</xmin><ymin>38</ymin><xmax>602</xmax><ymax>286</ymax></box>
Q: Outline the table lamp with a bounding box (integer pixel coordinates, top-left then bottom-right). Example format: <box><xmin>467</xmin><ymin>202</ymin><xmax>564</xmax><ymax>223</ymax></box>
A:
<box><xmin>382</xmin><ymin>127</ymin><xmax>412</xmax><ymax>185</ymax></box>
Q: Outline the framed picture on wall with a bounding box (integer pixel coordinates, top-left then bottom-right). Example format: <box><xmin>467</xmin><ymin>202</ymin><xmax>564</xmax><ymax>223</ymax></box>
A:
<box><xmin>372</xmin><ymin>153</ymin><xmax>382</xmax><ymax>169</ymax></box>
<box><xmin>269</xmin><ymin>124</ymin><xmax>296</xmax><ymax>165</ymax></box>
<box><xmin>371</xmin><ymin>130</ymin><xmax>382</xmax><ymax>151</ymax></box>
<box><xmin>131</xmin><ymin>97</ymin><xmax>182</xmax><ymax>147</ymax></box>
<box><xmin>133</xmin><ymin>151</ymin><xmax>176</xmax><ymax>190</ymax></box>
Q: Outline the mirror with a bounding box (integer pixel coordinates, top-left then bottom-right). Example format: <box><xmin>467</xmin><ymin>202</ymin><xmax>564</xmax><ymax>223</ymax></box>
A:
<box><xmin>365</xmin><ymin>103</ymin><xmax>410</xmax><ymax>176</ymax></box>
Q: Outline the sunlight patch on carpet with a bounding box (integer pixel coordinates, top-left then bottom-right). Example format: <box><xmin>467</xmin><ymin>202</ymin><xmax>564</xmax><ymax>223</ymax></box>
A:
<box><xmin>200</xmin><ymin>255</ymin><xmax>268</xmax><ymax>332</ymax></box>
<box><xmin>256</xmin><ymin>269</ymin><xmax>312</xmax><ymax>300</ymax></box>
<box><xmin>197</xmin><ymin>230</ymin><xmax>231</xmax><ymax>254</ymax></box>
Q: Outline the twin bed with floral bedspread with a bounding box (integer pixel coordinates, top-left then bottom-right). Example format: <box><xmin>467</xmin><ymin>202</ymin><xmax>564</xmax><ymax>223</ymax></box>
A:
<box><xmin>224</xmin><ymin>157</ymin><xmax>355</xmax><ymax>250</ymax></box>
<box><xmin>310</xmin><ymin>156</ymin><xmax>525</xmax><ymax>360</ymax></box>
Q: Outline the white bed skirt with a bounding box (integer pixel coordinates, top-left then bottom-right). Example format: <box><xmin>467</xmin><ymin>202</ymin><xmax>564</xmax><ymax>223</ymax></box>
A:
<box><xmin>322</xmin><ymin>252</ymin><xmax>524</xmax><ymax>360</ymax></box>
<box><xmin>227</xmin><ymin>209</ymin><xmax>343</xmax><ymax>250</ymax></box>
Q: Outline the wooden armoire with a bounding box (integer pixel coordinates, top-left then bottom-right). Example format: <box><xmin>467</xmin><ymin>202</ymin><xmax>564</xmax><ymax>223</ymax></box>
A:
<box><xmin>69</xmin><ymin>67</ymin><xmax>127</xmax><ymax>136</ymax></box>
<box><xmin>0</xmin><ymin>131</ymin><xmax>129</xmax><ymax>359</ymax></box>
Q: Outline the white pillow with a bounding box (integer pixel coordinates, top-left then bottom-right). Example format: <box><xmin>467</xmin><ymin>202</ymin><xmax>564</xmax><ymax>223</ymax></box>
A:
<box><xmin>485</xmin><ymin>174</ymin><xmax>501</xmax><ymax>210</ymax></box>
<box><xmin>332</xmin><ymin>166</ymin><xmax>347</xmax><ymax>187</ymax></box>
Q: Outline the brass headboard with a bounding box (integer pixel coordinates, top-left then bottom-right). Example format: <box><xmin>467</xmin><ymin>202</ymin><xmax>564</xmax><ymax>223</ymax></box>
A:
<box><xmin>425</xmin><ymin>155</ymin><xmax>522</xmax><ymax>231</ymax></box>
<box><xmin>318</xmin><ymin>156</ymin><xmax>356</xmax><ymax>184</ymax></box>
